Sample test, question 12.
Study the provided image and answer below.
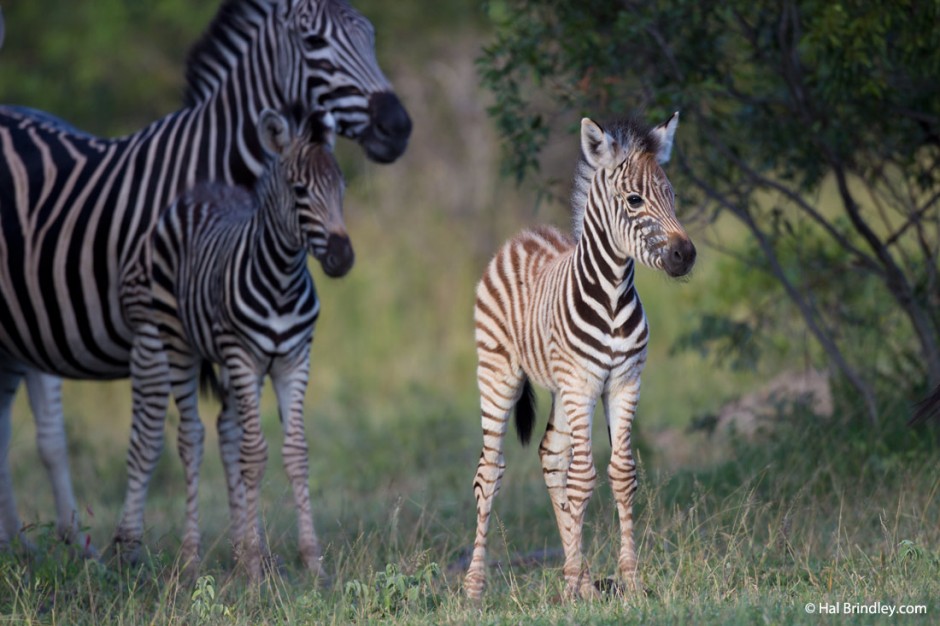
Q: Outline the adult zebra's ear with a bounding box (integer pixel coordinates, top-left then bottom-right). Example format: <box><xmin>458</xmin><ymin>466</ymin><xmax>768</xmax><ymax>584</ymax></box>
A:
<box><xmin>650</xmin><ymin>112</ymin><xmax>679</xmax><ymax>165</ymax></box>
<box><xmin>580</xmin><ymin>118</ymin><xmax>620</xmax><ymax>171</ymax></box>
<box><xmin>259</xmin><ymin>109</ymin><xmax>292</xmax><ymax>156</ymax></box>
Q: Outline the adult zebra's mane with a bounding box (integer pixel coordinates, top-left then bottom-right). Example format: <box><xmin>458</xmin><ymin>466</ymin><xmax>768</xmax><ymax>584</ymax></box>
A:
<box><xmin>183</xmin><ymin>0</ymin><xmax>270</xmax><ymax>107</ymax></box>
<box><xmin>569</xmin><ymin>117</ymin><xmax>663</xmax><ymax>239</ymax></box>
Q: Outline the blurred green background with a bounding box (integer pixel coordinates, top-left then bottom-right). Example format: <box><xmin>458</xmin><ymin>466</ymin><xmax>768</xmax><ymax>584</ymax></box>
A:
<box><xmin>2</xmin><ymin>0</ymin><xmax>760</xmax><ymax>506</ymax></box>
<box><xmin>0</xmin><ymin>4</ymin><xmax>936</xmax><ymax>622</ymax></box>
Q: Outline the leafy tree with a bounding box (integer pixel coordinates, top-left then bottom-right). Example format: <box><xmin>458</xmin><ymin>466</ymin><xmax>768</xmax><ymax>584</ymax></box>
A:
<box><xmin>478</xmin><ymin>0</ymin><xmax>940</xmax><ymax>422</ymax></box>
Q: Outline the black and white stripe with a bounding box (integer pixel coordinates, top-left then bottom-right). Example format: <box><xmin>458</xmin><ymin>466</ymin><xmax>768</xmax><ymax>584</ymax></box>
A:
<box><xmin>465</xmin><ymin>113</ymin><xmax>696</xmax><ymax>599</ymax></box>
<box><xmin>0</xmin><ymin>0</ymin><xmax>409</xmax><ymax>553</ymax></box>
<box><xmin>127</xmin><ymin>107</ymin><xmax>351</xmax><ymax>577</ymax></box>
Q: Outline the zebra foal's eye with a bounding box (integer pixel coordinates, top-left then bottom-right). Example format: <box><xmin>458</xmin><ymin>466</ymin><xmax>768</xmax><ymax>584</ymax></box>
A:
<box><xmin>293</xmin><ymin>184</ymin><xmax>311</xmax><ymax>198</ymax></box>
<box><xmin>626</xmin><ymin>194</ymin><xmax>644</xmax><ymax>209</ymax></box>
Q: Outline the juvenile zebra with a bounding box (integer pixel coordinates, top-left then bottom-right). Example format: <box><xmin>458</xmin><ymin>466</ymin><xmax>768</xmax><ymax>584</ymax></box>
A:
<box><xmin>124</xmin><ymin>106</ymin><xmax>352</xmax><ymax>578</ymax></box>
<box><xmin>465</xmin><ymin>113</ymin><xmax>696</xmax><ymax>599</ymax></box>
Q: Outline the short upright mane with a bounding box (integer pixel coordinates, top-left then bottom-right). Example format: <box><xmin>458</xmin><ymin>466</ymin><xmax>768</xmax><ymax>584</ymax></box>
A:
<box><xmin>569</xmin><ymin>117</ymin><xmax>663</xmax><ymax>239</ymax></box>
<box><xmin>184</xmin><ymin>0</ymin><xmax>270</xmax><ymax>107</ymax></box>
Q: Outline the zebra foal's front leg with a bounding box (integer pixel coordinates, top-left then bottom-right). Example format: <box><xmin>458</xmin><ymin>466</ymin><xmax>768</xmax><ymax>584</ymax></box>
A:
<box><xmin>227</xmin><ymin>358</ymin><xmax>267</xmax><ymax>582</ymax></box>
<box><xmin>168</xmin><ymin>355</ymin><xmax>206</xmax><ymax>573</ymax></box>
<box><xmin>556</xmin><ymin>389</ymin><xmax>599</xmax><ymax>598</ymax></box>
<box><xmin>271</xmin><ymin>351</ymin><xmax>323</xmax><ymax>578</ymax></box>
<box><xmin>604</xmin><ymin>379</ymin><xmax>642</xmax><ymax>592</ymax></box>
<box><xmin>464</xmin><ymin>349</ymin><xmax>523</xmax><ymax>600</ymax></box>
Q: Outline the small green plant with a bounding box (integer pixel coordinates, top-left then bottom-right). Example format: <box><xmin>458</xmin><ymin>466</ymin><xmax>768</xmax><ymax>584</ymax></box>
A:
<box><xmin>190</xmin><ymin>575</ymin><xmax>232</xmax><ymax>623</ymax></box>
<box><xmin>344</xmin><ymin>561</ymin><xmax>441</xmax><ymax>618</ymax></box>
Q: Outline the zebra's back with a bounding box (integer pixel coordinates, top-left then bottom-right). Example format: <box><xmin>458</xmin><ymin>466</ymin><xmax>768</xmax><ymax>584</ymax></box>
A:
<box><xmin>475</xmin><ymin>225</ymin><xmax>575</xmax><ymax>390</ymax></box>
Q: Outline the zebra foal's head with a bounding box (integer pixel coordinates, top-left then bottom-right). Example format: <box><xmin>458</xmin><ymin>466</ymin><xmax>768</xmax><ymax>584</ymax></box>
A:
<box><xmin>278</xmin><ymin>0</ymin><xmax>412</xmax><ymax>163</ymax></box>
<box><xmin>259</xmin><ymin>106</ymin><xmax>354</xmax><ymax>277</ymax></box>
<box><xmin>575</xmin><ymin>112</ymin><xmax>696</xmax><ymax>278</ymax></box>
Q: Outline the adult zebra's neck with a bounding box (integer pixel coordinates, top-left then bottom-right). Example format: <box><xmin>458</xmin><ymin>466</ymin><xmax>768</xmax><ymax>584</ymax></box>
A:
<box><xmin>182</xmin><ymin>0</ymin><xmax>284</xmax><ymax>186</ymax></box>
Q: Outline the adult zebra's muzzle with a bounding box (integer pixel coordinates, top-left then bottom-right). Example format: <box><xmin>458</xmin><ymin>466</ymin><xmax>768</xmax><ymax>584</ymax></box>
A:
<box><xmin>320</xmin><ymin>233</ymin><xmax>354</xmax><ymax>278</ymax></box>
<box><xmin>663</xmin><ymin>235</ymin><xmax>696</xmax><ymax>278</ymax></box>
<box><xmin>359</xmin><ymin>92</ymin><xmax>412</xmax><ymax>164</ymax></box>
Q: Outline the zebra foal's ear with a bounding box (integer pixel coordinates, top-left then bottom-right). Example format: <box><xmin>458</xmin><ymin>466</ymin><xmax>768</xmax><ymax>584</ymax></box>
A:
<box><xmin>650</xmin><ymin>111</ymin><xmax>679</xmax><ymax>164</ymax></box>
<box><xmin>580</xmin><ymin>118</ymin><xmax>620</xmax><ymax>171</ymax></box>
<box><xmin>259</xmin><ymin>109</ymin><xmax>292</xmax><ymax>156</ymax></box>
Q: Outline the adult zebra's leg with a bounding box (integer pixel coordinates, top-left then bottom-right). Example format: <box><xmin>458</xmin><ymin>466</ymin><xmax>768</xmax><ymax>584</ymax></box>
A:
<box><xmin>557</xmin><ymin>389</ymin><xmax>598</xmax><ymax>598</ymax></box>
<box><xmin>0</xmin><ymin>364</ymin><xmax>28</xmax><ymax>550</ymax></box>
<box><xmin>604</xmin><ymin>378</ymin><xmax>642</xmax><ymax>592</ymax></box>
<box><xmin>226</xmin><ymin>356</ymin><xmax>267</xmax><ymax>582</ymax></box>
<box><xmin>169</xmin><ymin>355</ymin><xmax>205</xmax><ymax>572</ymax></box>
<box><xmin>464</xmin><ymin>350</ymin><xmax>523</xmax><ymax>600</ymax></box>
<box><xmin>113</xmin><ymin>325</ymin><xmax>170</xmax><ymax>564</ymax></box>
<box><xmin>271</xmin><ymin>351</ymin><xmax>323</xmax><ymax>578</ymax></box>
<box><xmin>25</xmin><ymin>370</ymin><xmax>96</xmax><ymax>557</ymax></box>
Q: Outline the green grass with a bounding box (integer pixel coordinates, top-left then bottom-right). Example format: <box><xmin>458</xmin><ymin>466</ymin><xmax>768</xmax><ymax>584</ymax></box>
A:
<box><xmin>2</xmin><ymin>395</ymin><xmax>938</xmax><ymax>624</ymax></box>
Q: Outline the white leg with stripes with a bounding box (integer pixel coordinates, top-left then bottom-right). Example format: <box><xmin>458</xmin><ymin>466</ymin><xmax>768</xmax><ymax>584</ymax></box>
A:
<box><xmin>604</xmin><ymin>377</ymin><xmax>642</xmax><ymax>592</ymax></box>
<box><xmin>271</xmin><ymin>349</ymin><xmax>322</xmax><ymax>577</ymax></box>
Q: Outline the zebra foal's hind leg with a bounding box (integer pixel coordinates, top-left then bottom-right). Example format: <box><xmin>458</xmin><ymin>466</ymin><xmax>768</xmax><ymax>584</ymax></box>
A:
<box><xmin>113</xmin><ymin>326</ymin><xmax>170</xmax><ymax>565</ymax></box>
<box><xmin>464</xmin><ymin>346</ymin><xmax>524</xmax><ymax>600</ymax></box>
<box><xmin>215</xmin><ymin>380</ymin><xmax>249</xmax><ymax>562</ymax></box>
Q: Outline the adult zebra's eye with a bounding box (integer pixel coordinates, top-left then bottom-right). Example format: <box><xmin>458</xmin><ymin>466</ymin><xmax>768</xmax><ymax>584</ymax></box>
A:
<box><xmin>626</xmin><ymin>194</ymin><xmax>644</xmax><ymax>209</ymax></box>
<box><xmin>303</xmin><ymin>34</ymin><xmax>328</xmax><ymax>49</ymax></box>
<box><xmin>293</xmin><ymin>184</ymin><xmax>311</xmax><ymax>198</ymax></box>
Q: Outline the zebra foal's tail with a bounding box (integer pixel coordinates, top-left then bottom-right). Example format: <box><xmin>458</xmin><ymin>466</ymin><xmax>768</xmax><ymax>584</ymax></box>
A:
<box><xmin>514</xmin><ymin>379</ymin><xmax>537</xmax><ymax>446</ymax></box>
<box><xmin>199</xmin><ymin>362</ymin><xmax>223</xmax><ymax>402</ymax></box>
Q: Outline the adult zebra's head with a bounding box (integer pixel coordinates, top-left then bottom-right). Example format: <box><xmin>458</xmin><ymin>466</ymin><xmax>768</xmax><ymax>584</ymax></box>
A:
<box><xmin>259</xmin><ymin>106</ymin><xmax>354</xmax><ymax>278</ymax></box>
<box><xmin>574</xmin><ymin>113</ymin><xmax>696</xmax><ymax>278</ymax></box>
<box><xmin>278</xmin><ymin>0</ymin><xmax>412</xmax><ymax>163</ymax></box>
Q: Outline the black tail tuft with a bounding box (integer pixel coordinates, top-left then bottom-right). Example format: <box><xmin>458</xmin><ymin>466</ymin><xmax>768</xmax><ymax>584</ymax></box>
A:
<box><xmin>910</xmin><ymin>384</ymin><xmax>940</xmax><ymax>426</ymax></box>
<box><xmin>199</xmin><ymin>362</ymin><xmax>222</xmax><ymax>402</ymax></box>
<box><xmin>514</xmin><ymin>378</ymin><xmax>537</xmax><ymax>446</ymax></box>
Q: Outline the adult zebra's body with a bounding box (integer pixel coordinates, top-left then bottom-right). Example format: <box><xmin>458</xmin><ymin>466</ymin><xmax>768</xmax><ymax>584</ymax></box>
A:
<box><xmin>126</xmin><ymin>107</ymin><xmax>351</xmax><ymax>578</ymax></box>
<box><xmin>465</xmin><ymin>114</ymin><xmax>695</xmax><ymax>599</ymax></box>
<box><xmin>0</xmin><ymin>0</ymin><xmax>410</xmax><ymax>553</ymax></box>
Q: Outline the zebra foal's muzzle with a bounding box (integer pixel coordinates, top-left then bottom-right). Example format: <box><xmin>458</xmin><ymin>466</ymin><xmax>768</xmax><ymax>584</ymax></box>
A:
<box><xmin>359</xmin><ymin>92</ymin><xmax>412</xmax><ymax>164</ymax></box>
<box><xmin>663</xmin><ymin>234</ymin><xmax>696</xmax><ymax>278</ymax></box>
<box><xmin>320</xmin><ymin>233</ymin><xmax>354</xmax><ymax>278</ymax></box>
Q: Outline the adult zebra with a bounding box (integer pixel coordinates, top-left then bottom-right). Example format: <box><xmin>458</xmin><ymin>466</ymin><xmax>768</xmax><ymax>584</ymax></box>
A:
<box><xmin>464</xmin><ymin>114</ymin><xmax>695</xmax><ymax>599</ymax></box>
<box><xmin>0</xmin><ymin>0</ymin><xmax>410</xmax><ymax>554</ymax></box>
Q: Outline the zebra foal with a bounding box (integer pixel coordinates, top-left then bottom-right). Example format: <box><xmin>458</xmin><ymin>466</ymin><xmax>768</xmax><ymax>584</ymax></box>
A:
<box><xmin>465</xmin><ymin>113</ymin><xmax>696</xmax><ymax>599</ymax></box>
<box><xmin>125</xmin><ymin>106</ymin><xmax>351</xmax><ymax>577</ymax></box>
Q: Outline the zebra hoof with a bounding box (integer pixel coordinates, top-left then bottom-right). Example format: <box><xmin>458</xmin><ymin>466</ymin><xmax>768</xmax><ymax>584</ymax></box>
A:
<box><xmin>109</xmin><ymin>533</ymin><xmax>143</xmax><ymax>568</ymax></box>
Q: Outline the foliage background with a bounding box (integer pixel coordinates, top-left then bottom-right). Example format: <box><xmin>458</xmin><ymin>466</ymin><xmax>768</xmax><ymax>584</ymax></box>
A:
<box><xmin>0</xmin><ymin>0</ymin><xmax>937</xmax><ymax>623</ymax></box>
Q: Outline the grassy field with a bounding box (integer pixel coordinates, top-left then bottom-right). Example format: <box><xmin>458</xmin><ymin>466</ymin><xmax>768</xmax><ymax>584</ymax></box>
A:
<box><xmin>2</xmin><ymin>397</ymin><xmax>937</xmax><ymax>624</ymax></box>
<box><xmin>2</xmin><ymin>2</ymin><xmax>939</xmax><ymax>624</ymax></box>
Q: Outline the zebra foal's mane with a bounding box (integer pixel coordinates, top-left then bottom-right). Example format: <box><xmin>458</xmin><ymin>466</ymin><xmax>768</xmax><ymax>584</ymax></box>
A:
<box><xmin>569</xmin><ymin>117</ymin><xmax>663</xmax><ymax>239</ymax></box>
